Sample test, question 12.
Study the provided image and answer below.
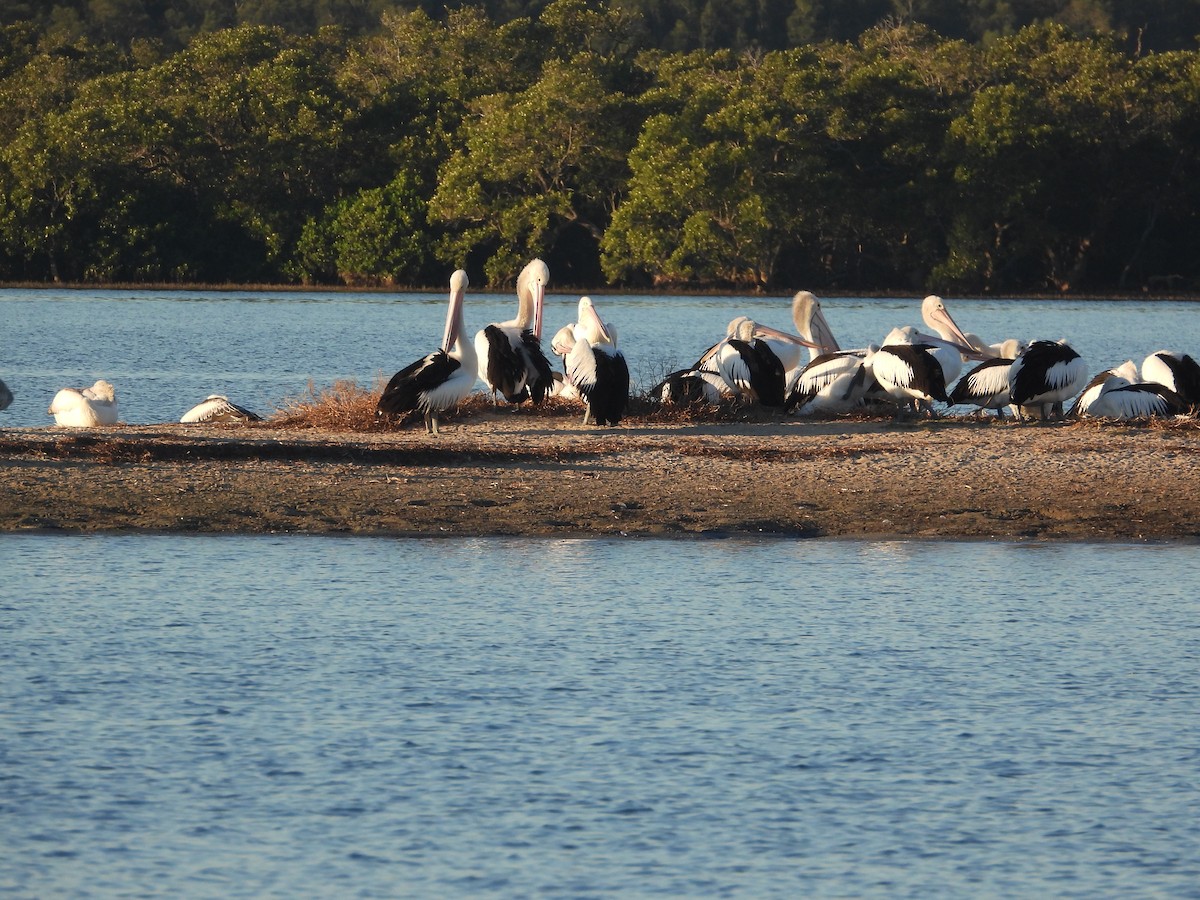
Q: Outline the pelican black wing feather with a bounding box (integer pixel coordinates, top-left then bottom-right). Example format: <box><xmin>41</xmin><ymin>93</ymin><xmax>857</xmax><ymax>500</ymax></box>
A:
<box><xmin>520</xmin><ymin>329</ymin><xmax>555</xmax><ymax>404</ymax></box>
<box><xmin>728</xmin><ymin>339</ymin><xmax>786</xmax><ymax>407</ymax></box>
<box><xmin>587</xmin><ymin>351</ymin><xmax>631</xmax><ymax>426</ymax></box>
<box><xmin>482</xmin><ymin>325</ymin><xmax>529</xmax><ymax>403</ymax></box>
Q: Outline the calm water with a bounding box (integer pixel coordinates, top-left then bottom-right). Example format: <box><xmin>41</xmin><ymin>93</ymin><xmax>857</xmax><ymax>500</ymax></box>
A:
<box><xmin>2</xmin><ymin>535</ymin><xmax>1199</xmax><ymax>898</ymax></box>
<box><xmin>2</xmin><ymin>287</ymin><xmax>1199</xmax><ymax>427</ymax></box>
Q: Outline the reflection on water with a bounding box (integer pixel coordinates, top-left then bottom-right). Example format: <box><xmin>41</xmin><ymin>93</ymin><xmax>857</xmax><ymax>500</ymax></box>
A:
<box><xmin>2</xmin><ymin>288</ymin><xmax>1199</xmax><ymax>426</ymax></box>
<box><xmin>2</xmin><ymin>534</ymin><xmax>1199</xmax><ymax>897</ymax></box>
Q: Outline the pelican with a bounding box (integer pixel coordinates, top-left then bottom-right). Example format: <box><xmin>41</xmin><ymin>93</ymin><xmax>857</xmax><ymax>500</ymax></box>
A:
<box><xmin>653</xmin><ymin>368</ymin><xmax>732</xmax><ymax>405</ymax></box>
<box><xmin>786</xmin><ymin>347</ymin><xmax>878</xmax><ymax>416</ymax></box>
<box><xmin>715</xmin><ymin>318</ymin><xmax>789</xmax><ymax>407</ymax></box>
<box><xmin>1007</xmin><ymin>339</ymin><xmax>1090</xmax><ymax>421</ymax></box>
<box><xmin>747</xmin><ymin>291</ymin><xmax>835</xmax><ymax>376</ymax></box>
<box><xmin>917</xmin><ymin>295</ymin><xmax>980</xmax><ymax>383</ymax></box>
<box><xmin>947</xmin><ymin>338</ymin><xmax>1026</xmax><ymax>417</ymax></box>
<box><xmin>48</xmin><ymin>379</ymin><xmax>118</xmax><ymax>427</ymax></box>
<box><xmin>871</xmin><ymin>332</ymin><xmax>957</xmax><ymax>417</ymax></box>
<box><xmin>1070</xmin><ymin>364</ymin><xmax>1188</xmax><ymax>419</ymax></box>
<box><xmin>564</xmin><ymin>297</ymin><xmax>629</xmax><ymax>426</ymax></box>
<box><xmin>1069</xmin><ymin>361</ymin><xmax>1138</xmax><ymax>417</ymax></box>
<box><xmin>376</xmin><ymin>269</ymin><xmax>477</xmax><ymax>434</ymax></box>
<box><xmin>654</xmin><ymin>317</ymin><xmax>755</xmax><ymax>407</ymax></box>
<box><xmin>180</xmin><ymin>395</ymin><xmax>261</xmax><ymax>424</ymax></box>
<box><xmin>474</xmin><ymin>258</ymin><xmax>554</xmax><ymax>405</ymax></box>
<box><xmin>0</xmin><ymin>377</ymin><xmax>11</xmax><ymax>411</ymax></box>
<box><xmin>547</xmin><ymin>324</ymin><xmax>580</xmax><ymax>400</ymax></box>
<box><xmin>1141</xmin><ymin>351</ymin><xmax>1200</xmax><ymax>409</ymax></box>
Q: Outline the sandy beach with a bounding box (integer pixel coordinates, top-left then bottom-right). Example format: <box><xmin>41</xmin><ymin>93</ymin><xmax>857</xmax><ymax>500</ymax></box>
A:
<box><xmin>3</xmin><ymin>407</ymin><xmax>1199</xmax><ymax>540</ymax></box>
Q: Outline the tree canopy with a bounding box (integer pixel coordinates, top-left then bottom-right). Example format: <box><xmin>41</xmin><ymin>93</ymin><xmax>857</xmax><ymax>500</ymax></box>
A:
<box><xmin>2</xmin><ymin>1</ymin><xmax>1200</xmax><ymax>292</ymax></box>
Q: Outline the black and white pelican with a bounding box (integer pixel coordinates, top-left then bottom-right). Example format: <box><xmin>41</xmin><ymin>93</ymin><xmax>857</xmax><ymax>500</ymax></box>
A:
<box><xmin>715</xmin><ymin>318</ymin><xmax>789</xmax><ymax>407</ymax></box>
<box><xmin>0</xmin><ymin>377</ymin><xmax>11</xmax><ymax>411</ymax></box>
<box><xmin>782</xmin><ymin>296</ymin><xmax>882</xmax><ymax>416</ymax></box>
<box><xmin>376</xmin><ymin>269</ymin><xmax>477</xmax><ymax>434</ymax></box>
<box><xmin>1007</xmin><ymin>339</ymin><xmax>1090</xmax><ymax>420</ymax></box>
<box><xmin>180</xmin><ymin>395</ymin><xmax>262</xmax><ymax>424</ymax></box>
<box><xmin>1070</xmin><ymin>363</ymin><xmax>1188</xmax><ymax>419</ymax></box>
<box><xmin>563</xmin><ymin>297</ymin><xmax>629</xmax><ymax>426</ymax></box>
<box><xmin>48</xmin><ymin>379</ymin><xmax>118</xmax><ymax>427</ymax></box>
<box><xmin>653</xmin><ymin>368</ymin><xmax>732</xmax><ymax>405</ymax></box>
<box><xmin>785</xmin><ymin>347</ymin><xmax>878</xmax><ymax>416</ymax></box>
<box><xmin>474</xmin><ymin>258</ymin><xmax>554</xmax><ymax>405</ymax></box>
<box><xmin>947</xmin><ymin>338</ymin><xmax>1026</xmax><ymax>417</ymax></box>
<box><xmin>871</xmin><ymin>331</ymin><xmax>957</xmax><ymax>417</ymax></box>
<box><xmin>1141</xmin><ymin>350</ymin><xmax>1200</xmax><ymax>409</ymax></box>
<box><xmin>651</xmin><ymin>318</ymin><xmax>747</xmax><ymax>407</ymax></box>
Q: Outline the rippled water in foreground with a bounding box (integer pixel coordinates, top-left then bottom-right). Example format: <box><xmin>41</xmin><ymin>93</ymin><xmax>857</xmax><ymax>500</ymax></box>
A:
<box><xmin>3</xmin><ymin>535</ymin><xmax>1198</xmax><ymax>898</ymax></box>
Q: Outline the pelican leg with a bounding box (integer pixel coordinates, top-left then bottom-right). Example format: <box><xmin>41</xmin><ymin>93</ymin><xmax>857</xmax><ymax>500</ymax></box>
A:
<box><xmin>581</xmin><ymin>404</ymin><xmax>593</xmax><ymax>426</ymax></box>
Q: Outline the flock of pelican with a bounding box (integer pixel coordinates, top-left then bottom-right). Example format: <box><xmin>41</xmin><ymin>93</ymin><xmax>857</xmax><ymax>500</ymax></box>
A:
<box><xmin>654</xmin><ymin>290</ymin><xmax>1200</xmax><ymax>423</ymax></box>
<box><xmin>5</xmin><ymin>259</ymin><xmax>1198</xmax><ymax>431</ymax></box>
<box><xmin>375</xmin><ymin>262</ymin><xmax>1200</xmax><ymax>432</ymax></box>
<box><xmin>376</xmin><ymin>259</ymin><xmax>630</xmax><ymax>433</ymax></box>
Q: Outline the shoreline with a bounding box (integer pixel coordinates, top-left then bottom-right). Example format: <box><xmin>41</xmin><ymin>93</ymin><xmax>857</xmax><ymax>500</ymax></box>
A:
<box><xmin>3</xmin><ymin>413</ymin><xmax>1200</xmax><ymax>541</ymax></box>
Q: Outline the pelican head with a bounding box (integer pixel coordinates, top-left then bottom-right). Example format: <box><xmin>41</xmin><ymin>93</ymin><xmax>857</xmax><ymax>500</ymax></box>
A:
<box><xmin>576</xmin><ymin>296</ymin><xmax>614</xmax><ymax>346</ymax></box>
<box><xmin>1111</xmin><ymin>359</ymin><xmax>1140</xmax><ymax>382</ymax></box>
<box><xmin>551</xmin><ymin>324</ymin><xmax>576</xmax><ymax>357</ymax></box>
<box><xmin>995</xmin><ymin>338</ymin><xmax>1025</xmax><ymax>360</ymax></box>
<box><xmin>921</xmin><ymin>295</ymin><xmax>974</xmax><ymax>349</ymax></box>
<box><xmin>85</xmin><ymin>380</ymin><xmax>116</xmax><ymax>403</ymax></box>
<box><xmin>792</xmin><ymin>290</ymin><xmax>840</xmax><ymax>353</ymax></box>
<box><xmin>517</xmin><ymin>258</ymin><xmax>549</xmax><ymax>338</ymax></box>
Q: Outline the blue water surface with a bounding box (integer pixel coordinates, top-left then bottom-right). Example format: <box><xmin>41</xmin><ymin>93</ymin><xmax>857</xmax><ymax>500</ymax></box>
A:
<box><xmin>3</xmin><ymin>288</ymin><xmax>1199</xmax><ymax>426</ymax></box>
<box><xmin>2</xmin><ymin>535</ymin><xmax>1198</xmax><ymax>898</ymax></box>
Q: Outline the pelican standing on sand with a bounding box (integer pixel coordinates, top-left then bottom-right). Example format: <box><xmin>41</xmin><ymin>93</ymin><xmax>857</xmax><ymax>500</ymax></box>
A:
<box><xmin>376</xmin><ymin>269</ymin><xmax>477</xmax><ymax>434</ymax></box>
<box><xmin>564</xmin><ymin>297</ymin><xmax>630</xmax><ymax>426</ymax></box>
<box><xmin>48</xmin><ymin>379</ymin><xmax>118</xmax><ymax>426</ymax></box>
<box><xmin>475</xmin><ymin>258</ymin><xmax>554</xmax><ymax>405</ymax></box>
<box><xmin>1008</xmin><ymin>339</ymin><xmax>1090</xmax><ymax>420</ymax></box>
<box><xmin>948</xmin><ymin>338</ymin><xmax>1026</xmax><ymax>417</ymax></box>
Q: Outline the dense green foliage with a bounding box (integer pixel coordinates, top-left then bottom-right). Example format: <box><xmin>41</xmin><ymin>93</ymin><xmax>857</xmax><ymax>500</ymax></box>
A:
<box><xmin>2</xmin><ymin>1</ymin><xmax>1200</xmax><ymax>291</ymax></box>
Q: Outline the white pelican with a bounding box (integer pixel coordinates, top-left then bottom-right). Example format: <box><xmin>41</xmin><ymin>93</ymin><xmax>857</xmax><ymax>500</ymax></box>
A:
<box><xmin>376</xmin><ymin>269</ymin><xmax>477</xmax><ymax>434</ymax></box>
<box><xmin>1141</xmin><ymin>351</ymin><xmax>1200</xmax><ymax>409</ymax></box>
<box><xmin>1007</xmin><ymin>339</ymin><xmax>1090</xmax><ymax>421</ymax></box>
<box><xmin>474</xmin><ymin>258</ymin><xmax>553</xmax><ymax>404</ymax></box>
<box><xmin>1070</xmin><ymin>364</ymin><xmax>1188</xmax><ymax>419</ymax></box>
<box><xmin>0</xmin><ymin>377</ymin><xmax>11</xmax><ymax>411</ymax></box>
<box><xmin>947</xmin><ymin>338</ymin><xmax>1026</xmax><ymax>417</ymax></box>
<box><xmin>48</xmin><ymin>379</ymin><xmax>118</xmax><ymax>427</ymax></box>
<box><xmin>547</xmin><ymin>324</ymin><xmax>580</xmax><ymax>400</ymax></box>
<box><xmin>180</xmin><ymin>395</ymin><xmax>262</xmax><ymax>424</ymax></box>
<box><xmin>1069</xmin><ymin>361</ymin><xmax>1138</xmax><ymax>417</ymax></box>
<box><xmin>916</xmin><ymin>295</ymin><xmax>980</xmax><ymax>383</ymax></box>
<box><xmin>564</xmin><ymin>297</ymin><xmax>629</xmax><ymax>426</ymax></box>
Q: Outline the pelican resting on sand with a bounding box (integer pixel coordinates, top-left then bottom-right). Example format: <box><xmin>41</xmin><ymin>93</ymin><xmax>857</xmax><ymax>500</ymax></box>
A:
<box><xmin>49</xmin><ymin>379</ymin><xmax>118</xmax><ymax>427</ymax></box>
